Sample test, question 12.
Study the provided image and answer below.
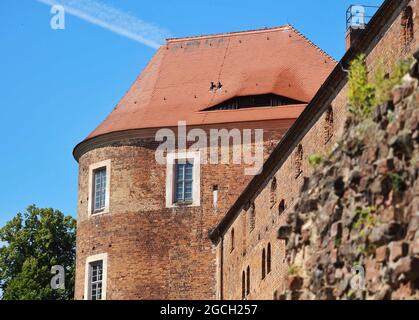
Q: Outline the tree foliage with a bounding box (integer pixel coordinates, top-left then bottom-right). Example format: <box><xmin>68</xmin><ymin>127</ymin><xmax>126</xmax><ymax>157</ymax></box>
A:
<box><xmin>348</xmin><ymin>54</ymin><xmax>376</xmax><ymax>119</ymax></box>
<box><xmin>348</xmin><ymin>54</ymin><xmax>412</xmax><ymax>120</ymax></box>
<box><xmin>0</xmin><ymin>205</ymin><xmax>76</xmax><ymax>300</ymax></box>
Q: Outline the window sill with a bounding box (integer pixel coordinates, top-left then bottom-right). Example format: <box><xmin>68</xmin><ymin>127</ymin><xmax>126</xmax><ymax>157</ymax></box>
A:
<box><xmin>90</xmin><ymin>208</ymin><xmax>109</xmax><ymax>217</ymax></box>
<box><xmin>168</xmin><ymin>201</ymin><xmax>199</xmax><ymax>208</ymax></box>
<box><xmin>175</xmin><ymin>201</ymin><xmax>193</xmax><ymax>206</ymax></box>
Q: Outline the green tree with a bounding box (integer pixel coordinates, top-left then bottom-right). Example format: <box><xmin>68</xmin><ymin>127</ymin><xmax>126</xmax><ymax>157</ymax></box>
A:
<box><xmin>0</xmin><ymin>205</ymin><xmax>76</xmax><ymax>300</ymax></box>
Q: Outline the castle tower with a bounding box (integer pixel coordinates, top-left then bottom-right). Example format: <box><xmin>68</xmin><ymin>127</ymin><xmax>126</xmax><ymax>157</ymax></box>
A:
<box><xmin>73</xmin><ymin>25</ymin><xmax>335</xmax><ymax>300</ymax></box>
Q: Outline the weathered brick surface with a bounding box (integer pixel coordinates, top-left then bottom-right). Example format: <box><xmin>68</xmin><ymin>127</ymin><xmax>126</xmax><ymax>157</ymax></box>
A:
<box><xmin>74</xmin><ymin>121</ymin><xmax>291</xmax><ymax>299</ymax></box>
<box><xmin>219</xmin><ymin>1</ymin><xmax>419</xmax><ymax>300</ymax></box>
<box><xmin>75</xmin><ymin>1</ymin><xmax>419</xmax><ymax>300</ymax></box>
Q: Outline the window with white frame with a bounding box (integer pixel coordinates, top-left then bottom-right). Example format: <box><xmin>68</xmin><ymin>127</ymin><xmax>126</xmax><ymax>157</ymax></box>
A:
<box><xmin>166</xmin><ymin>151</ymin><xmax>200</xmax><ymax>208</ymax></box>
<box><xmin>84</xmin><ymin>253</ymin><xmax>107</xmax><ymax>300</ymax></box>
<box><xmin>93</xmin><ymin>167</ymin><xmax>106</xmax><ymax>212</ymax></box>
<box><xmin>88</xmin><ymin>160</ymin><xmax>111</xmax><ymax>216</ymax></box>
<box><xmin>175</xmin><ymin>160</ymin><xmax>193</xmax><ymax>203</ymax></box>
<box><xmin>89</xmin><ymin>260</ymin><xmax>103</xmax><ymax>300</ymax></box>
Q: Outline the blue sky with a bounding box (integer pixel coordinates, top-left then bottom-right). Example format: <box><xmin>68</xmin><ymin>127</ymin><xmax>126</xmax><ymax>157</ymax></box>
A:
<box><xmin>0</xmin><ymin>0</ymin><xmax>383</xmax><ymax>228</ymax></box>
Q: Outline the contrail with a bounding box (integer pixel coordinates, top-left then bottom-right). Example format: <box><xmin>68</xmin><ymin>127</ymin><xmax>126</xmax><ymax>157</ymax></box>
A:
<box><xmin>37</xmin><ymin>0</ymin><xmax>170</xmax><ymax>49</ymax></box>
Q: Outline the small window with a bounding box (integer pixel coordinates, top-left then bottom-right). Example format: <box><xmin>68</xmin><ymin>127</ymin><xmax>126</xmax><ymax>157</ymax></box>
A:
<box><xmin>231</xmin><ymin>228</ymin><xmax>235</xmax><ymax>252</ymax></box>
<box><xmin>267</xmin><ymin>243</ymin><xmax>272</xmax><ymax>274</ymax></box>
<box><xmin>84</xmin><ymin>253</ymin><xmax>107</xmax><ymax>300</ymax></box>
<box><xmin>278</xmin><ymin>199</ymin><xmax>286</xmax><ymax>215</ymax></box>
<box><xmin>213</xmin><ymin>185</ymin><xmax>219</xmax><ymax>209</ymax></box>
<box><xmin>166</xmin><ymin>152</ymin><xmax>200</xmax><ymax>208</ymax></box>
<box><xmin>270</xmin><ymin>177</ymin><xmax>277</xmax><ymax>207</ymax></box>
<box><xmin>249</xmin><ymin>203</ymin><xmax>256</xmax><ymax>232</ymax></box>
<box><xmin>88</xmin><ymin>160</ymin><xmax>111</xmax><ymax>216</ymax></box>
<box><xmin>246</xmin><ymin>266</ymin><xmax>250</xmax><ymax>296</ymax></box>
<box><xmin>324</xmin><ymin>107</ymin><xmax>334</xmax><ymax>144</ymax></box>
<box><xmin>93</xmin><ymin>168</ymin><xmax>107</xmax><ymax>213</ymax></box>
<box><xmin>262</xmin><ymin>248</ymin><xmax>266</xmax><ymax>279</ymax></box>
<box><xmin>401</xmin><ymin>6</ymin><xmax>414</xmax><ymax>47</ymax></box>
<box><xmin>294</xmin><ymin>144</ymin><xmax>303</xmax><ymax>179</ymax></box>
<box><xmin>89</xmin><ymin>261</ymin><xmax>103</xmax><ymax>300</ymax></box>
<box><xmin>242</xmin><ymin>271</ymin><xmax>246</xmax><ymax>300</ymax></box>
<box><xmin>175</xmin><ymin>161</ymin><xmax>193</xmax><ymax>203</ymax></box>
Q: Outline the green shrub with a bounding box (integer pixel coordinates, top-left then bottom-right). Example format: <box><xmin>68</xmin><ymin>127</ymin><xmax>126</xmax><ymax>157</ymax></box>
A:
<box><xmin>388</xmin><ymin>172</ymin><xmax>403</xmax><ymax>192</ymax></box>
<box><xmin>288</xmin><ymin>264</ymin><xmax>301</xmax><ymax>276</ymax></box>
<box><xmin>348</xmin><ymin>55</ymin><xmax>412</xmax><ymax>121</ymax></box>
<box><xmin>308</xmin><ymin>153</ymin><xmax>323</xmax><ymax>168</ymax></box>
<box><xmin>354</xmin><ymin>206</ymin><xmax>376</xmax><ymax>233</ymax></box>
<box><xmin>387</xmin><ymin>110</ymin><xmax>395</xmax><ymax>123</ymax></box>
<box><xmin>373</xmin><ymin>59</ymin><xmax>412</xmax><ymax>105</ymax></box>
<box><xmin>348</xmin><ymin>54</ymin><xmax>375</xmax><ymax>120</ymax></box>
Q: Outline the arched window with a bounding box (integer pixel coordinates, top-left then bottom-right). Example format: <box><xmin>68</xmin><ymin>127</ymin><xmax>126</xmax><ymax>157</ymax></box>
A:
<box><xmin>278</xmin><ymin>199</ymin><xmax>285</xmax><ymax>215</ymax></box>
<box><xmin>249</xmin><ymin>203</ymin><xmax>256</xmax><ymax>232</ymax></box>
<box><xmin>230</xmin><ymin>228</ymin><xmax>235</xmax><ymax>252</ymax></box>
<box><xmin>324</xmin><ymin>106</ymin><xmax>334</xmax><ymax>144</ymax></box>
<box><xmin>261</xmin><ymin>248</ymin><xmax>266</xmax><ymax>279</ymax></box>
<box><xmin>242</xmin><ymin>271</ymin><xmax>245</xmax><ymax>299</ymax></box>
<box><xmin>267</xmin><ymin>243</ymin><xmax>272</xmax><ymax>274</ymax></box>
<box><xmin>246</xmin><ymin>266</ymin><xmax>250</xmax><ymax>296</ymax></box>
<box><xmin>294</xmin><ymin>144</ymin><xmax>303</xmax><ymax>178</ymax></box>
<box><xmin>401</xmin><ymin>6</ymin><xmax>414</xmax><ymax>47</ymax></box>
<box><xmin>270</xmin><ymin>177</ymin><xmax>277</xmax><ymax>206</ymax></box>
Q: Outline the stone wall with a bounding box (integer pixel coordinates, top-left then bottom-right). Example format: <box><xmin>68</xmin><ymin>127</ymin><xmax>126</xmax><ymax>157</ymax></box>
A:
<box><xmin>278</xmin><ymin>68</ymin><xmax>419</xmax><ymax>300</ymax></box>
<box><xmin>218</xmin><ymin>0</ymin><xmax>419</xmax><ymax>300</ymax></box>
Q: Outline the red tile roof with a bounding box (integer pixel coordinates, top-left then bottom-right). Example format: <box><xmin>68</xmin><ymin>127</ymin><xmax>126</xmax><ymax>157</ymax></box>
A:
<box><xmin>85</xmin><ymin>25</ymin><xmax>336</xmax><ymax>141</ymax></box>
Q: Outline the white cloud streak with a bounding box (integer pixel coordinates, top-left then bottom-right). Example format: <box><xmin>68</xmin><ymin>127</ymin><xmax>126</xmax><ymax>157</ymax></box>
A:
<box><xmin>37</xmin><ymin>0</ymin><xmax>170</xmax><ymax>49</ymax></box>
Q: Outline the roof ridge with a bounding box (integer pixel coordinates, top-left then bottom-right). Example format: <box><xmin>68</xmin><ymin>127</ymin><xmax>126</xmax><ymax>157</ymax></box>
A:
<box><xmin>166</xmin><ymin>25</ymin><xmax>291</xmax><ymax>43</ymax></box>
<box><xmin>165</xmin><ymin>24</ymin><xmax>337</xmax><ymax>62</ymax></box>
<box><xmin>288</xmin><ymin>25</ymin><xmax>337</xmax><ymax>62</ymax></box>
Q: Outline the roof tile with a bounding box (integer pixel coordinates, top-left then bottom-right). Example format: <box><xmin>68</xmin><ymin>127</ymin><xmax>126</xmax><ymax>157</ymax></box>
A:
<box><xmin>85</xmin><ymin>25</ymin><xmax>336</xmax><ymax>140</ymax></box>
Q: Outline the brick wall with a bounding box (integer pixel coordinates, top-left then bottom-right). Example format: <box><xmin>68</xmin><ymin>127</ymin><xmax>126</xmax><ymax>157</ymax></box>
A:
<box><xmin>218</xmin><ymin>0</ymin><xmax>419</xmax><ymax>300</ymax></box>
<box><xmin>74</xmin><ymin>120</ymin><xmax>293</xmax><ymax>299</ymax></box>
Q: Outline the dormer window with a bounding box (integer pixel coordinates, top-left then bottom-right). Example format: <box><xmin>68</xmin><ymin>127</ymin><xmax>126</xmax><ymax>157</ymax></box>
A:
<box><xmin>202</xmin><ymin>94</ymin><xmax>304</xmax><ymax>111</ymax></box>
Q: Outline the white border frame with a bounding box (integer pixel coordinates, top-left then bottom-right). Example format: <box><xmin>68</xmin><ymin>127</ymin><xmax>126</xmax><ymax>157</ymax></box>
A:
<box><xmin>166</xmin><ymin>151</ymin><xmax>201</xmax><ymax>208</ymax></box>
<box><xmin>84</xmin><ymin>253</ymin><xmax>108</xmax><ymax>300</ymax></box>
<box><xmin>88</xmin><ymin>159</ymin><xmax>111</xmax><ymax>216</ymax></box>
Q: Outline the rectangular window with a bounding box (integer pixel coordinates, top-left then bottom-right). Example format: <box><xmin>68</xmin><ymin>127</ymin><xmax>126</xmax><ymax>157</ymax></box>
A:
<box><xmin>175</xmin><ymin>161</ymin><xmax>193</xmax><ymax>203</ymax></box>
<box><xmin>93</xmin><ymin>167</ymin><xmax>106</xmax><ymax>212</ymax></box>
<box><xmin>89</xmin><ymin>261</ymin><xmax>103</xmax><ymax>300</ymax></box>
<box><xmin>166</xmin><ymin>152</ymin><xmax>200</xmax><ymax>208</ymax></box>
